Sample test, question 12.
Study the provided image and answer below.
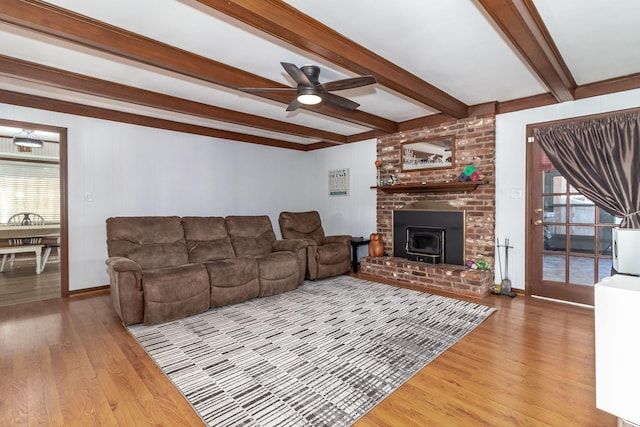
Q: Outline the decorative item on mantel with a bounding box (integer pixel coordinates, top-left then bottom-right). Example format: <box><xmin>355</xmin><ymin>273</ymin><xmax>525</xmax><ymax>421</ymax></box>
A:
<box><xmin>374</xmin><ymin>159</ymin><xmax>383</xmax><ymax>186</ymax></box>
<box><xmin>458</xmin><ymin>165</ymin><xmax>484</xmax><ymax>182</ymax></box>
<box><xmin>369</xmin><ymin>233</ymin><xmax>384</xmax><ymax>257</ymax></box>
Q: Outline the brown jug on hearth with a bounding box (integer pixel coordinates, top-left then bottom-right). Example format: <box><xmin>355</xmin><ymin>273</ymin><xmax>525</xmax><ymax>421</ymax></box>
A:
<box><xmin>369</xmin><ymin>233</ymin><xmax>384</xmax><ymax>257</ymax></box>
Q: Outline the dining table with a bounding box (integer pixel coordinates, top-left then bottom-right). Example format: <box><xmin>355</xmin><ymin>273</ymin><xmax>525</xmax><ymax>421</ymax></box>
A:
<box><xmin>0</xmin><ymin>224</ymin><xmax>60</xmax><ymax>274</ymax></box>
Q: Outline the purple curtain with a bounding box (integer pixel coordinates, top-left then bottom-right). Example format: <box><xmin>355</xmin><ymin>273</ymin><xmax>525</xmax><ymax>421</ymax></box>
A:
<box><xmin>533</xmin><ymin>110</ymin><xmax>640</xmax><ymax>228</ymax></box>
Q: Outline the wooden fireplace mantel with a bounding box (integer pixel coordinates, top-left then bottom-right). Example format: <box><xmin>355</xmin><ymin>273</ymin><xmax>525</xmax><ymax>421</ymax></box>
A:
<box><xmin>371</xmin><ymin>180</ymin><xmax>487</xmax><ymax>193</ymax></box>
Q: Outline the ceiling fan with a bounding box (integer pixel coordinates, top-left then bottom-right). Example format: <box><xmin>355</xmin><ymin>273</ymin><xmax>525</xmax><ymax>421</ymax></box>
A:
<box><xmin>239</xmin><ymin>62</ymin><xmax>376</xmax><ymax>112</ymax></box>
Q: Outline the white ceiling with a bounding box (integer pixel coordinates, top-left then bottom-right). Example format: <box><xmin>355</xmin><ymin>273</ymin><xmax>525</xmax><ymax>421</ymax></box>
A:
<box><xmin>0</xmin><ymin>0</ymin><xmax>638</xmax><ymax>149</ymax></box>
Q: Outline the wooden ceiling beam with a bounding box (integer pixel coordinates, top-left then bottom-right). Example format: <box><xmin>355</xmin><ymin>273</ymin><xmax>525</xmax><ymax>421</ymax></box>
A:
<box><xmin>195</xmin><ymin>0</ymin><xmax>469</xmax><ymax>119</ymax></box>
<box><xmin>0</xmin><ymin>55</ymin><xmax>347</xmax><ymax>144</ymax></box>
<box><xmin>0</xmin><ymin>89</ymin><xmax>309</xmax><ymax>150</ymax></box>
<box><xmin>0</xmin><ymin>0</ymin><xmax>396</xmax><ymax>134</ymax></box>
<box><xmin>575</xmin><ymin>72</ymin><xmax>640</xmax><ymax>100</ymax></box>
<box><xmin>476</xmin><ymin>0</ymin><xmax>575</xmax><ymax>102</ymax></box>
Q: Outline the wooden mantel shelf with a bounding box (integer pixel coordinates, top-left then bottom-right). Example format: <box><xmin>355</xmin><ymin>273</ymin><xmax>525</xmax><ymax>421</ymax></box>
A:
<box><xmin>371</xmin><ymin>180</ymin><xmax>487</xmax><ymax>193</ymax></box>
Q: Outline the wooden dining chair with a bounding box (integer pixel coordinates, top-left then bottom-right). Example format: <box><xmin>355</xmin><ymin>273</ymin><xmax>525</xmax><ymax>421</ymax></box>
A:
<box><xmin>7</xmin><ymin>212</ymin><xmax>46</xmax><ymax>226</ymax></box>
<box><xmin>40</xmin><ymin>237</ymin><xmax>60</xmax><ymax>273</ymax></box>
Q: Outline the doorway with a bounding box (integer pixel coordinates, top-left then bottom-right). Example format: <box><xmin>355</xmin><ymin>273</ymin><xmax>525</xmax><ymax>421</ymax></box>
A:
<box><xmin>526</xmin><ymin>126</ymin><xmax>617</xmax><ymax>306</ymax></box>
<box><xmin>0</xmin><ymin>119</ymin><xmax>68</xmax><ymax>305</ymax></box>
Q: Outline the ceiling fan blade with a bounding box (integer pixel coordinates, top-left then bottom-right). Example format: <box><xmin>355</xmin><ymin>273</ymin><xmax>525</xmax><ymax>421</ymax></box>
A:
<box><xmin>320</xmin><ymin>76</ymin><xmax>376</xmax><ymax>92</ymax></box>
<box><xmin>281</xmin><ymin>62</ymin><xmax>313</xmax><ymax>87</ymax></box>
<box><xmin>323</xmin><ymin>92</ymin><xmax>360</xmax><ymax>110</ymax></box>
<box><xmin>286</xmin><ymin>98</ymin><xmax>301</xmax><ymax>112</ymax></box>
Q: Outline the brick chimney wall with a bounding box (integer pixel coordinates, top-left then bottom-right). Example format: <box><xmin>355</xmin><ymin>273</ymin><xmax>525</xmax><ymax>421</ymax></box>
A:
<box><xmin>375</xmin><ymin>114</ymin><xmax>496</xmax><ymax>266</ymax></box>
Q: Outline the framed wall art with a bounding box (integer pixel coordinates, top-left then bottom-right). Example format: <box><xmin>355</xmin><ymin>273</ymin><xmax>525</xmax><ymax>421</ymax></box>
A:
<box><xmin>329</xmin><ymin>168</ymin><xmax>349</xmax><ymax>196</ymax></box>
<box><xmin>401</xmin><ymin>136</ymin><xmax>455</xmax><ymax>171</ymax></box>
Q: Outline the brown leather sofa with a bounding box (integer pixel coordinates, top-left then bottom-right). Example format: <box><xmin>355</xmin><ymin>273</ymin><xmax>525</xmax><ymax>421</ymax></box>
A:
<box><xmin>278</xmin><ymin>211</ymin><xmax>351</xmax><ymax>280</ymax></box>
<box><xmin>105</xmin><ymin>215</ymin><xmax>307</xmax><ymax>326</ymax></box>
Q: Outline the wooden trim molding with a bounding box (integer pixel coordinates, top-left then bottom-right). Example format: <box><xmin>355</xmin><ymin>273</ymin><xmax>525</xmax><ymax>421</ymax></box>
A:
<box><xmin>0</xmin><ymin>117</ymin><xmax>69</xmax><ymax>298</ymax></box>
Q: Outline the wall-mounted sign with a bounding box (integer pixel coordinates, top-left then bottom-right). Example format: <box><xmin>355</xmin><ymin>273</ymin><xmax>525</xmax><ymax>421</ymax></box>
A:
<box><xmin>329</xmin><ymin>168</ymin><xmax>349</xmax><ymax>196</ymax></box>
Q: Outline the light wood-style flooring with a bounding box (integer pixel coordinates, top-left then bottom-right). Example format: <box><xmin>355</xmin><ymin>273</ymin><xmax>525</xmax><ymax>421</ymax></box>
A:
<box><xmin>0</xmin><ymin>276</ymin><xmax>616</xmax><ymax>426</ymax></box>
<box><xmin>0</xmin><ymin>260</ymin><xmax>60</xmax><ymax>307</ymax></box>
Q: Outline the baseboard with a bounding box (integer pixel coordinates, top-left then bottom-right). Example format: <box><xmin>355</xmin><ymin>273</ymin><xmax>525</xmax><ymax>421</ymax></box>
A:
<box><xmin>68</xmin><ymin>284</ymin><xmax>110</xmax><ymax>297</ymax></box>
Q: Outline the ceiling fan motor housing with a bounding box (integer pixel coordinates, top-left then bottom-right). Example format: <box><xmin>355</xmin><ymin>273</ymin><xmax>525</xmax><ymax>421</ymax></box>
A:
<box><xmin>299</xmin><ymin>65</ymin><xmax>321</xmax><ymax>86</ymax></box>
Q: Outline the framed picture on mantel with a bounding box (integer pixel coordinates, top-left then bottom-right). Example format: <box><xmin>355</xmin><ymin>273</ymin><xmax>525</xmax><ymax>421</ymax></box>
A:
<box><xmin>401</xmin><ymin>136</ymin><xmax>455</xmax><ymax>171</ymax></box>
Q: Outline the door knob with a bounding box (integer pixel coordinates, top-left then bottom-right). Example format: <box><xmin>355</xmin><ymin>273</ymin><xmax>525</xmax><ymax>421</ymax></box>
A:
<box><xmin>535</xmin><ymin>208</ymin><xmax>543</xmax><ymax>213</ymax></box>
<box><xmin>534</xmin><ymin>220</ymin><xmax>543</xmax><ymax>225</ymax></box>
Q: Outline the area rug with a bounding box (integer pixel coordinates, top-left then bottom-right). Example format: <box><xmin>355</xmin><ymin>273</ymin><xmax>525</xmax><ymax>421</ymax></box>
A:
<box><xmin>128</xmin><ymin>275</ymin><xmax>496</xmax><ymax>427</ymax></box>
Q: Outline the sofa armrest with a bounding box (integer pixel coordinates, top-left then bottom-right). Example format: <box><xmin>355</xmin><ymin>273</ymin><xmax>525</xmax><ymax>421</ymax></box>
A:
<box><xmin>273</xmin><ymin>238</ymin><xmax>313</xmax><ymax>253</ymax></box>
<box><xmin>272</xmin><ymin>238</ymin><xmax>312</xmax><ymax>284</ymax></box>
<box><xmin>105</xmin><ymin>256</ymin><xmax>144</xmax><ymax>326</ymax></box>
<box><xmin>322</xmin><ymin>235</ymin><xmax>352</xmax><ymax>246</ymax></box>
<box><xmin>106</xmin><ymin>256</ymin><xmax>142</xmax><ymax>273</ymax></box>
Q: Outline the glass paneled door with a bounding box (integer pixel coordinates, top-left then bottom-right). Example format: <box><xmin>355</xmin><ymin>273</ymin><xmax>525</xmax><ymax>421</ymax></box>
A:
<box><xmin>527</xmin><ymin>135</ymin><xmax>619</xmax><ymax>305</ymax></box>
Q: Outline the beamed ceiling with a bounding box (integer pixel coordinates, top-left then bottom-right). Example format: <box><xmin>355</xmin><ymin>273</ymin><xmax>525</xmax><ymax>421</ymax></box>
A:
<box><xmin>0</xmin><ymin>0</ymin><xmax>639</xmax><ymax>150</ymax></box>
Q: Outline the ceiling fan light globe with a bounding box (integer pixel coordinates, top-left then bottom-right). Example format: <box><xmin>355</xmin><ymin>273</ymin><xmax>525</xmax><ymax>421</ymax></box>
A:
<box><xmin>297</xmin><ymin>93</ymin><xmax>322</xmax><ymax>105</ymax></box>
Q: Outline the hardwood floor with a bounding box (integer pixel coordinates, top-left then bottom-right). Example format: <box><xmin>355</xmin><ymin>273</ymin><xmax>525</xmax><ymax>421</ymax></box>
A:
<box><xmin>0</xmin><ymin>260</ymin><xmax>60</xmax><ymax>307</ymax></box>
<box><xmin>0</xmin><ymin>277</ymin><xmax>616</xmax><ymax>426</ymax></box>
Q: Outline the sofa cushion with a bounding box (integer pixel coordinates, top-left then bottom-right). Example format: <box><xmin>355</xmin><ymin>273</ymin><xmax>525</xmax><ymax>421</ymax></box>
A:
<box><xmin>106</xmin><ymin>216</ymin><xmax>189</xmax><ymax>270</ymax></box>
<box><xmin>204</xmin><ymin>257</ymin><xmax>260</xmax><ymax>307</ymax></box>
<box><xmin>182</xmin><ymin>216</ymin><xmax>236</xmax><ymax>262</ymax></box>
<box><xmin>225</xmin><ymin>216</ymin><xmax>276</xmax><ymax>257</ymax></box>
<box><xmin>256</xmin><ymin>251</ymin><xmax>299</xmax><ymax>280</ymax></box>
<box><xmin>255</xmin><ymin>252</ymin><xmax>300</xmax><ymax>297</ymax></box>
<box><xmin>317</xmin><ymin>243</ymin><xmax>350</xmax><ymax>265</ymax></box>
<box><xmin>142</xmin><ymin>263</ymin><xmax>210</xmax><ymax>325</ymax></box>
<box><xmin>204</xmin><ymin>256</ymin><xmax>259</xmax><ymax>288</ymax></box>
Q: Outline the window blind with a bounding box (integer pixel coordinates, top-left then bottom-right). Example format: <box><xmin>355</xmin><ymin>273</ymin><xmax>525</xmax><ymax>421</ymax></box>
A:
<box><xmin>0</xmin><ymin>159</ymin><xmax>60</xmax><ymax>224</ymax></box>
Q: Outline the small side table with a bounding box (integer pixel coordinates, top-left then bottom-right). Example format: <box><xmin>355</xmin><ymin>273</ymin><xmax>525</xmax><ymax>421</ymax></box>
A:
<box><xmin>351</xmin><ymin>237</ymin><xmax>370</xmax><ymax>273</ymax></box>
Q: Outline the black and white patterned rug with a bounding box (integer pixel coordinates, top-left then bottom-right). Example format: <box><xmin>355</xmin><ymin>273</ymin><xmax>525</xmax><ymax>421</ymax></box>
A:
<box><xmin>128</xmin><ymin>275</ymin><xmax>496</xmax><ymax>427</ymax></box>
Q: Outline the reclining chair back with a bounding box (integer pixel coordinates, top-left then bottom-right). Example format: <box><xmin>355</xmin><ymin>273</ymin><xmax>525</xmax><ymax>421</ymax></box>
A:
<box><xmin>106</xmin><ymin>216</ymin><xmax>188</xmax><ymax>270</ymax></box>
<box><xmin>278</xmin><ymin>211</ymin><xmax>325</xmax><ymax>243</ymax></box>
<box><xmin>225</xmin><ymin>215</ymin><xmax>276</xmax><ymax>257</ymax></box>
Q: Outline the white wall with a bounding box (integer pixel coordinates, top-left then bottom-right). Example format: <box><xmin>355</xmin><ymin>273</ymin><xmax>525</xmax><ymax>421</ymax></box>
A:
<box><xmin>0</xmin><ymin>103</ymin><xmax>378</xmax><ymax>291</ymax></box>
<box><xmin>495</xmin><ymin>88</ymin><xmax>640</xmax><ymax>290</ymax></box>
<box><xmin>306</xmin><ymin>139</ymin><xmax>378</xmax><ymax>238</ymax></box>
<box><xmin>8</xmin><ymin>86</ymin><xmax>636</xmax><ymax>294</ymax></box>
<box><xmin>306</xmin><ymin>140</ymin><xmax>379</xmax><ymax>262</ymax></box>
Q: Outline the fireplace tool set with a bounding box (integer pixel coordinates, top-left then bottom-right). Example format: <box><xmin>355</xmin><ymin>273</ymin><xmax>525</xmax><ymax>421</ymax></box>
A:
<box><xmin>495</xmin><ymin>238</ymin><xmax>516</xmax><ymax>298</ymax></box>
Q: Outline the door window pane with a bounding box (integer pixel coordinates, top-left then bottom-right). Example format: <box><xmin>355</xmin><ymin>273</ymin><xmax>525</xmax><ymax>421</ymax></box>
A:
<box><xmin>569</xmin><ymin>197</ymin><xmax>595</xmax><ymax>223</ymax></box>
<box><xmin>569</xmin><ymin>256</ymin><xmax>594</xmax><ymax>286</ymax></box>
<box><xmin>598</xmin><ymin>258</ymin><xmax>613</xmax><ymax>282</ymax></box>
<box><xmin>599</xmin><ymin>208</ymin><xmax>622</xmax><ymax>225</ymax></box>
<box><xmin>543</xmin><ymin>170</ymin><xmax>566</xmax><ymax>194</ymax></box>
<box><xmin>543</xmin><ymin>254</ymin><xmax>566</xmax><ymax>282</ymax></box>
<box><xmin>598</xmin><ymin>228</ymin><xmax>613</xmax><ymax>256</ymax></box>
<box><xmin>545</xmin><ymin>225</ymin><xmax>566</xmax><ymax>252</ymax></box>
<box><xmin>543</xmin><ymin>195</ymin><xmax>566</xmax><ymax>222</ymax></box>
<box><xmin>569</xmin><ymin>226</ymin><xmax>595</xmax><ymax>254</ymax></box>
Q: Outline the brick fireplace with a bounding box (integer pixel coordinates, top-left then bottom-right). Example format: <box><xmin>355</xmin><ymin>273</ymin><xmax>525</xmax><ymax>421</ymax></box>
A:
<box><xmin>360</xmin><ymin>114</ymin><xmax>496</xmax><ymax>297</ymax></box>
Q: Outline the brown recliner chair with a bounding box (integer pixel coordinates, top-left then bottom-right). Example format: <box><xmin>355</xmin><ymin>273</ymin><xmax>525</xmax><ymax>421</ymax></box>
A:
<box><xmin>278</xmin><ymin>211</ymin><xmax>351</xmax><ymax>280</ymax></box>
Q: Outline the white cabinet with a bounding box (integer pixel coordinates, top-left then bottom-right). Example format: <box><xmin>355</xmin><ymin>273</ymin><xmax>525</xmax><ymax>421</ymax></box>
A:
<box><xmin>595</xmin><ymin>274</ymin><xmax>640</xmax><ymax>425</ymax></box>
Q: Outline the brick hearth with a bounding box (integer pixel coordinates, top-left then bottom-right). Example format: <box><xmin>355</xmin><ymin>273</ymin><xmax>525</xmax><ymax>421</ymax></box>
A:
<box><xmin>370</xmin><ymin>114</ymin><xmax>496</xmax><ymax>297</ymax></box>
<box><xmin>360</xmin><ymin>256</ymin><xmax>493</xmax><ymax>298</ymax></box>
